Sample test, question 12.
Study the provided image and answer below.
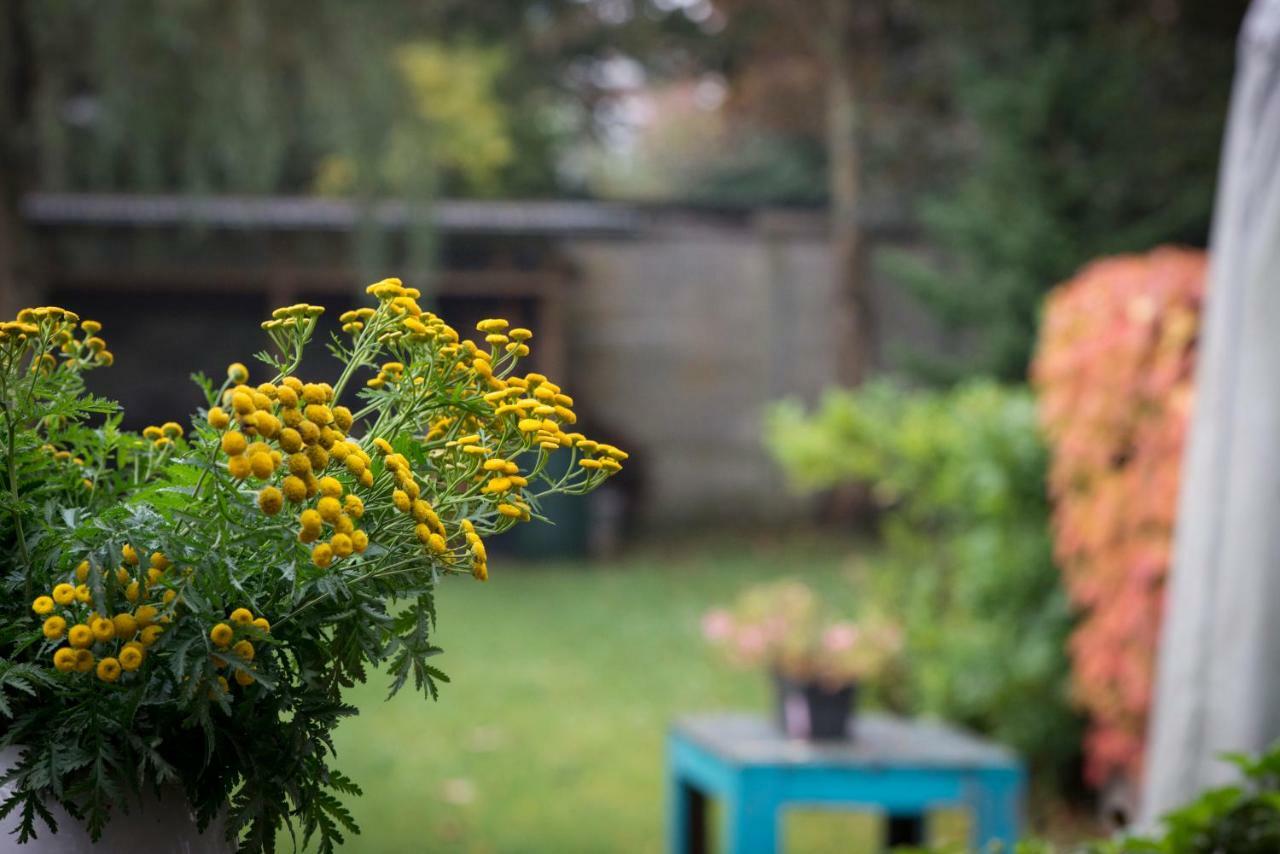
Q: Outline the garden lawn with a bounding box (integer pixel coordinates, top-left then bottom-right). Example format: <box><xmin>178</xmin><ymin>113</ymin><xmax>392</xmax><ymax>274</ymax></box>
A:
<box><xmin>306</xmin><ymin>533</ymin><xmax>898</xmax><ymax>853</ymax></box>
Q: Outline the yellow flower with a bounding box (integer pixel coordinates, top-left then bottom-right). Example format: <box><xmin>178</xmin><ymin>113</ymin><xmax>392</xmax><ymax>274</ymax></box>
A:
<box><xmin>234</xmin><ymin>669</ymin><xmax>256</xmax><ymax>687</ymax></box>
<box><xmin>228</xmin><ymin>455</ymin><xmax>252</xmax><ymax>479</ymax></box>
<box><xmin>68</xmin><ymin>624</ymin><xmax>93</xmax><ymax>649</ymax></box>
<box><xmin>333</xmin><ymin>406</ymin><xmax>354</xmax><ymax>431</ymax></box>
<box><xmin>32</xmin><ymin>595</ymin><xmax>54</xmax><ymax>615</ymax></box>
<box><xmin>305</xmin><ymin>444</ymin><xmax>330</xmax><ymax>471</ymax></box>
<box><xmin>135</xmin><ymin>605</ymin><xmax>159</xmax><ymax>627</ymax></box>
<box><xmin>373</xmin><ymin>437</ymin><xmax>394</xmax><ymax>456</ymax></box>
<box><xmin>227</xmin><ymin>362</ymin><xmax>249</xmax><ymax>383</ymax></box>
<box><xmin>497</xmin><ymin>503</ymin><xmax>523</xmax><ymax>519</ymax></box>
<box><xmin>210</xmin><ymin>623</ymin><xmax>234</xmax><ymax>647</ymax></box>
<box><xmin>333</xmin><ymin>514</ymin><xmax>355</xmax><ymax>535</ymax></box>
<box><xmin>343</xmin><ymin>494</ymin><xmax>364</xmax><ymax>518</ymax></box>
<box><xmin>119</xmin><ymin>645</ymin><xmax>144</xmax><ymax>671</ymax></box>
<box><xmin>392</xmin><ymin>490</ymin><xmax>411</xmax><ymax>513</ymax></box>
<box><xmin>427</xmin><ymin>533</ymin><xmax>447</xmax><ymax>554</ymax></box>
<box><xmin>253</xmin><ymin>410</ymin><xmax>281</xmax><ymax>438</ymax></box>
<box><xmin>140</xmin><ymin>625</ymin><xmax>163</xmax><ymax>646</ymax></box>
<box><xmin>252</xmin><ymin>617</ymin><xmax>271</xmax><ymax>633</ymax></box>
<box><xmin>96</xmin><ymin>656</ymin><xmax>122</xmax><ymax>682</ymax></box>
<box><xmin>415</xmin><ymin>524</ymin><xmax>433</xmax><ymax>545</ymax></box>
<box><xmin>476</xmin><ymin>319</ymin><xmax>509</xmax><ymax>333</ymax></box>
<box><xmin>121</xmin><ymin>544</ymin><xmax>139</xmax><ymax>565</ymax></box>
<box><xmin>90</xmin><ymin>617</ymin><xmax>115</xmax><ymax>642</ymax></box>
<box><xmin>161</xmin><ymin>421</ymin><xmax>184</xmax><ymax>438</ymax></box>
<box><xmin>280</xmin><ymin>473</ymin><xmax>307</xmax><ymax>501</ymax></box>
<box><xmin>274</xmin><ymin>427</ymin><xmax>301</xmax><ymax>454</ymax></box>
<box><xmin>316</xmin><ymin>496</ymin><xmax>342</xmax><ymax>523</ymax></box>
<box><xmin>42</xmin><ymin>616</ymin><xmax>66</xmax><ymax>639</ymax></box>
<box><xmin>299</xmin><ymin>509</ymin><xmax>323</xmax><ymax>533</ymax></box>
<box><xmin>258</xmin><ymin>486</ymin><xmax>284</xmax><ymax>516</ymax></box>
<box><xmin>249</xmin><ymin>451</ymin><xmax>276</xmax><ymax>479</ymax></box>
<box><xmin>230</xmin><ymin>608</ymin><xmax>254</xmax><ymax>625</ymax></box>
<box><xmin>232</xmin><ymin>640</ymin><xmax>255</xmax><ymax>662</ymax></box>
<box><xmin>75</xmin><ymin>559</ymin><xmax>91</xmax><ymax>582</ymax></box>
<box><xmin>312</xmin><ymin>543</ymin><xmax>334</xmax><ymax>568</ymax></box>
<box><xmin>288</xmin><ymin>453</ymin><xmax>312</xmax><ymax>477</ymax></box>
<box><xmin>318</xmin><ymin>476</ymin><xmax>343</xmax><ymax>498</ymax></box>
<box><xmin>221</xmin><ymin>431</ymin><xmax>248</xmax><ymax>456</ymax></box>
<box><xmin>331</xmin><ymin>533</ymin><xmax>353</xmax><ymax>558</ymax></box>
<box><xmin>352</xmin><ymin>530</ymin><xmax>370</xmax><ymax>553</ymax></box>
<box><xmin>149</xmin><ymin>551</ymin><xmax>170</xmax><ymax>570</ymax></box>
<box><xmin>509</xmin><ymin>328</ymin><xmax>533</xmax><ymax>342</ymax></box>
<box><xmin>73</xmin><ymin>649</ymin><xmax>95</xmax><ymax>673</ymax></box>
<box><xmin>53</xmin><ymin>647</ymin><xmax>77</xmax><ymax>672</ymax></box>
<box><xmin>113</xmin><ymin>613</ymin><xmax>138</xmax><ymax>639</ymax></box>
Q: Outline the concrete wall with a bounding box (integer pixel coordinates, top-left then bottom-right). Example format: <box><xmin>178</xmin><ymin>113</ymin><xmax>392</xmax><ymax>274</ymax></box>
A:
<box><xmin>561</xmin><ymin>213</ymin><xmax>937</xmax><ymax>529</ymax></box>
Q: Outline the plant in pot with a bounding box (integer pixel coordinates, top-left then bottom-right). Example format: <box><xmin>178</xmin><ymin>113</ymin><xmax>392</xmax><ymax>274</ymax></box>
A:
<box><xmin>702</xmin><ymin>580</ymin><xmax>901</xmax><ymax>741</ymax></box>
<box><xmin>0</xmin><ymin>282</ymin><xmax>624</xmax><ymax>851</ymax></box>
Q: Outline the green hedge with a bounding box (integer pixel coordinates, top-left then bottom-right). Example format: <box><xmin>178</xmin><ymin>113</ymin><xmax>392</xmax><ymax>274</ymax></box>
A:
<box><xmin>766</xmin><ymin>380</ymin><xmax>1081</xmax><ymax>785</ymax></box>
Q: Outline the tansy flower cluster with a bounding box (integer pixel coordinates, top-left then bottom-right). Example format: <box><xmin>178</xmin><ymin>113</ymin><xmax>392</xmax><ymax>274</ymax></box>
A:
<box><xmin>0</xmin><ymin>307</ymin><xmax>112</xmax><ymax>374</ymax></box>
<box><xmin>141</xmin><ymin>421</ymin><xmax>185</xmax><ymax>450</ymax></box>
<box><xmin>1</xmin><ymin>286</ymin><xmax>623</xmax><ymax>849</ymax></box>
<box><xmin>31</xmin><ymin>546</ymin><xmax>175</xmax><ymax>682</ymax></box>
<box><xmin>208</xmin><ymin>607</ymin><xmax>271</xmax><ymax>692</ymax></box>
<box><xmin>207</xmin><ymin>365</ymin><xmax>373</xmax><ymax>569</ymax></box>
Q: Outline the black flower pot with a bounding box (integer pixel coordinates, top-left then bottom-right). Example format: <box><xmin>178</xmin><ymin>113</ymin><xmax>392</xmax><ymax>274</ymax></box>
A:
<box><xmin>772</xmin><ymin>673</ymin><xmax>857</xmax><ymax>740</ymax></box>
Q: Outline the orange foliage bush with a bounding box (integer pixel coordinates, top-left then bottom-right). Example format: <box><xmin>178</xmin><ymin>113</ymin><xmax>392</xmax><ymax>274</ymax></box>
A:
<box><xmin>1031</xmin><ymin>247</ymin><xmax>1206</xmax><ymax>788</ymax></box>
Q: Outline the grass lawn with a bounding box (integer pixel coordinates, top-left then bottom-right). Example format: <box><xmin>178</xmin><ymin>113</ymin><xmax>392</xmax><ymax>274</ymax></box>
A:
<box><xmin>307</xmin><ymin>533</ymin><xmax>916</xmax><ymax>853</ymax></box>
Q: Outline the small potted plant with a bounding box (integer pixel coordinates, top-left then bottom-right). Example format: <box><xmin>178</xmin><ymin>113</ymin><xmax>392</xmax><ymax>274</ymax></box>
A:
<box><xmin>702</xmin><ymin>580</ymin><xmax>900</xmax><ymax>740</ymax></box>
<box><xmin>0</xmin><ymin>281</ymin><xmax>623</xmax><ymax>850</ymax></box>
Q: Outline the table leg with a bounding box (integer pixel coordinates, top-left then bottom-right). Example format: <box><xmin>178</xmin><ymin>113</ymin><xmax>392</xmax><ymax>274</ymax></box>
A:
<box><xmin>670</xmin><ymin>778</ymin><xmax>709</xmax><ymax>854</ymax></box>
<box><xmin>969</xmin><ymin>766</ymin><xmax>1025</xmax><ymax>850</ymax></box>
<box><xmin>725</xmin><ymin>770</ymin><xmax>780</xmax><ymax>854</ymax></box>
<box><xmin>885</xmin><ymin>813</ymin><xmax>925</xmax><ymax>848</ymax></box>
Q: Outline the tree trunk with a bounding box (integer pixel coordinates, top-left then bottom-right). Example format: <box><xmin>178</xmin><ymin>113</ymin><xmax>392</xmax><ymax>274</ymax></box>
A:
<box><xmin>1141</xmin><ymin>0</ymin><xmax>1280</xmax><ymax>825</ymax></box>
<box><xmin>0</xmin><ymin>0</ymin><xmax>36</xmax><ymax>319</ymax></box>
<box><xmin>824</xmin><ymin>5</ymin><xmax>870</xmax><ymax>386</ymax></box>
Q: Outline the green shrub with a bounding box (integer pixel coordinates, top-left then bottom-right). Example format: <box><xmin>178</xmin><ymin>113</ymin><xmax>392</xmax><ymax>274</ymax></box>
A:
<box><xmin>766</xmin><ymin>380</ymin><xmax>1081</xmax><ymax>783</ymax></box>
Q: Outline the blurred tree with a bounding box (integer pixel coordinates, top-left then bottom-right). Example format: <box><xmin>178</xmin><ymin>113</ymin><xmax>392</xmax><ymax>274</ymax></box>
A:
<box><xmin>704</xmin><ymin>0</ymin><xmax>928</xmax><ymax>384</ymax></box>
<box><xmin>883</xmin><ymin>0</ymin><xmax>1248</xmax><ymax>381</ymax></box>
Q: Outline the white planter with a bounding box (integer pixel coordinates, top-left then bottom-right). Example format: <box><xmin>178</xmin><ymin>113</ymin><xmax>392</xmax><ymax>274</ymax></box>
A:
<box><xmin>0</xmin><ymin>747</ymin><xmax>230</xmax><ymax>853</ymax></box>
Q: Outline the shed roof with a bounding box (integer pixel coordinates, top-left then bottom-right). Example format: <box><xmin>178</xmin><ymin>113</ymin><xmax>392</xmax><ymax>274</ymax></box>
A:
<box><xmin>19</xmin><ymin>193</ymin><xmax>883</xmax><ymax>238</ymax></box>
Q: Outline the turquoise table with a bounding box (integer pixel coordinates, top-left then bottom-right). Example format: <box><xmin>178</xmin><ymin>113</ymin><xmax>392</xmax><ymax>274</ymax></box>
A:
<box><xmin>667</xmin><ymin>713</ymin><xmax>1024</xmax><ymax>853</ymax></box>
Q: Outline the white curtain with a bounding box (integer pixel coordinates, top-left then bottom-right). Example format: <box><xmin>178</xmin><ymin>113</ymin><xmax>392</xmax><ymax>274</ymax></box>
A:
<box><xmin>1141</xmin><ymin>0</ymin><xmax>1280</xmax><ymax>824</ymax></box>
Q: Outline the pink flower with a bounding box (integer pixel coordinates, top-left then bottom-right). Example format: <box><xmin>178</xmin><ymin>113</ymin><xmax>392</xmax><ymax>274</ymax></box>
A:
<box><xmin>823</xmin><ymin>622</ymin><xmax>859</xmax><ymax>653</ymax></box>
<box><xmin>701</xmin><ymin>609</ymin><xmax>734</xmax><ymax>642</ymax></box>
<box><xmin>735</xmin><ymin>627</ymin><xmax>767</xmax><ymax>661</ymax></box>
<box><xmin>762</xmin><ymin>615</ymin><xmax>789</xmax><ymax>642</ymax></box>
